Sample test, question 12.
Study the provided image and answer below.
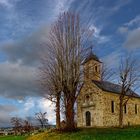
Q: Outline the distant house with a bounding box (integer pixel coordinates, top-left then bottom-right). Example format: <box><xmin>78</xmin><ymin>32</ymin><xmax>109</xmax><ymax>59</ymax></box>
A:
<box><xmin>77</xmin><ymin>52</ymin><xmax>140</xmax><ymax>127</ymax></box>
<box><xmin>60</xmin><ymin>120</ymin><xmax>66</xmax><ymax>128</ymax></box>
<box><xmin>0</xmin><ymin>129</ymin><xmax>14</xmax><ymax>135</ymax></box>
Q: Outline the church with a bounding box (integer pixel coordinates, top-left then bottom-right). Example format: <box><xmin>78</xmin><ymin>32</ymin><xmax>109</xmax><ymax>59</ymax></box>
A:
<box><xmin>77</xmin><ymin>52</ymin><xmax>140</xmax><ymax>127</ymax></box>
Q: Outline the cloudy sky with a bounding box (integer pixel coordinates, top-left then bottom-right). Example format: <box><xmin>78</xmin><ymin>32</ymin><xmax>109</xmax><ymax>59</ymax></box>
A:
<box><xmin>0</xmin><ymin>0</ymin><xmax>140</xmax><ymax>127</ymax></box>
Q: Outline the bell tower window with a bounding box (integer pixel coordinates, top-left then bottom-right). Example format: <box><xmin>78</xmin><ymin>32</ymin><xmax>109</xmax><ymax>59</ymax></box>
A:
<box><xmin>95</xmin><ymin>65</ymin><xmax>98</xmax><ymax>72</ymax></box>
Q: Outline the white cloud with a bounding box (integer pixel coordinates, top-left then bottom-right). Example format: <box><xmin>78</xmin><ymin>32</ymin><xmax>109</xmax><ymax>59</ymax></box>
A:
<box><xmin>125</xmin><ymin>15</ymin><xmax>140</xmax><ymax>27</ymax></box>
<box><xmin>24</xmin><ymin>98</ymin><xmax>35</xmax><ymax>112</ymax></box>
<box><xmin>118</xmin><ymin>15</ymin><xmax>140</xmax><ymax>35</ymax></box>
<box><xmin>124</xmin><ymin>28</ymin><xmax>140</xmax><ymax>49</ymax></box>
<box><xmin>0</xmin><ymin>0</ymin><xmax>12</xmax><ymax>8</ymax></box>
<box><xmin>37</xmin><ymin>98</ymin><xmax>56</xmax><ymax>124</ymax></box>
<box><xmin>49</xmin><ymin>0</ymin><xmax>74</xmax><ymax>22</ymax></box>
<box><xmin>111</xmin><ymin>0</ymin><xmax>131</xmax><ymax>12</ymax></box>
<box><xmin>21</xmin><ymin>97</ymin><xmax>56</xmax><ymax>124</ymax></box>
<box><xmin>0</xmin><ymin>0</ymin><xmax>21</xmax><ymax>9</ymax></box>
<box><xmin>90</xmin><ymin>25</ymin><xmax>110</xmax><ymax>44</ymax></box>
<box><xmin>117</xmin><ymin>15</ymin><xmax>140</xmax><ymax>49</ymax></box>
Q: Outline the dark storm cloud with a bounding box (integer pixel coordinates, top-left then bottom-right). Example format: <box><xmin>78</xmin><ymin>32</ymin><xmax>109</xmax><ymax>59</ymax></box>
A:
<box><xmin>0</xmin><ymin>25</ymin><xmax>50</xmax><ymax>66</ymax></box>
<box><xmin>0</xmin><ymin>26</ymin><xmax>51</xmax><ymax>100</ymax></box>
<box><xmin>0</xmin><ymin>104</ymin><xmax>18</xmax><ymax>112</ymax></box>
<box><xmin>0</xmin><ymin>104</ymin><xmax>18</xmax><ymax>127</ymax></box>
<box><xmin>0</xmin><ymin>61</ymin><xmax>40</xmax><ymax>100</ymax></box>
<box><xmin>0</xmin><ymin>0</ymin><xmax>134</xmax><ymax>101</ymax></box>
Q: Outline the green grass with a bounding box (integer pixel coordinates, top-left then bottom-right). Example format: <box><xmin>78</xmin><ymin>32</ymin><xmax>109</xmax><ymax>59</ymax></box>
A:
<box><xmin>27</xmin><ymin>127</ymin><xmax>140</xmax><ymax>140</ymax></box>
<box><xmin>0</xmin><ymin>135</ymin><xmax>27</xmax><ymax>140</ymax></box>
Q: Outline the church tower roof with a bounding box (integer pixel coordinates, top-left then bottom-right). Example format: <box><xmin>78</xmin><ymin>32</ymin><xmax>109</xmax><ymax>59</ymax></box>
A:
<box><xmin>82</xmin><ymin>50</ymin><xmax>102</xmax><ymax>64</ymax></box>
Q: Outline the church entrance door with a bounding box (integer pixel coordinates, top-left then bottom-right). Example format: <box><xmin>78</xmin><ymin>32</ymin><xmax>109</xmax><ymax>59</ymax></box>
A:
<box><xmin>85</xmin><ymin>111</ymin><xmax>91</xmax><ymax>126</ymax></box>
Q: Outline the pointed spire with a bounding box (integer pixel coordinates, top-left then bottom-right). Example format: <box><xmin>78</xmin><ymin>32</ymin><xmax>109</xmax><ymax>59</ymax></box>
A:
<box><xmin>89</xmin><ymin>45</ymin><xmax>94</xmax><ymax>56</ymax></box>
<box><xmin>82</xmin><ymin>46</ymin><xmax>101</xmax><ymax>64</ymax></box>
<box><xmin>90</xmin><ymin>45</ymin><xmax>93</xmax><ymax>54</ymax></box>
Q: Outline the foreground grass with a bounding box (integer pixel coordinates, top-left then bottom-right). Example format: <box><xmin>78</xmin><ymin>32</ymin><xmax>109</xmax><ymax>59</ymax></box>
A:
<box><xmin>27</xmin><ymin>127</ymin><xmax>140</xmax><ymax>140</ymax></box>
<box><xmin>0</xmin><ymin>135</ymin><xmax>27</xmax><ymax>140</ymax></box>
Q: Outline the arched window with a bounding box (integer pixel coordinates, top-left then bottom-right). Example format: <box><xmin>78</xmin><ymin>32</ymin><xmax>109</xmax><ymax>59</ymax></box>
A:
<box><xmin>124</xmin><ymin>104</ymin><xmax>127</xmax><ymax>114</ymax></box>
<box><xmin>95</xmin><ymin>66</ymin><xmax>98</xmax><ymax>72</ymax></box>
<box><xmin>85</xmin><ymin>111</ymin><xmax>91</xmax><ymax>126</ymax></box>
<box><xmin>135</xmin><ymin>104</ymin><xmax>137</xmax><ymax>114</ymax></box>
<box><xmin>111</xmin><ymin>101</ymin><xmax>115</xmax><ymax>113</ymax></box>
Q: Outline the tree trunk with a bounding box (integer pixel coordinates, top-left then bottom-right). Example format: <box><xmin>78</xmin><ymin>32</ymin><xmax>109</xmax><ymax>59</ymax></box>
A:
<box><xmin>56</xmin><ymin>93</ymin><xmax>61</xmax><ymax>130</ymax></box>
<box><xmin>119</xmin><ymin>97</ymin><xmax>123</xmax><ymax>128</ymax></box>
<box><xmin>65</xmin><ymin>98</ymin><xmax>75</xmax><ymax>131</ymax></box>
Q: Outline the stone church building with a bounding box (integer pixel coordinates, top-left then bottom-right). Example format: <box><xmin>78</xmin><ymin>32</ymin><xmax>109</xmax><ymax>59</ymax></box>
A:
<box><xmin>77</xmin><ymin>52</ymin><xmax>140</xmax><ymax>127</ymax></box>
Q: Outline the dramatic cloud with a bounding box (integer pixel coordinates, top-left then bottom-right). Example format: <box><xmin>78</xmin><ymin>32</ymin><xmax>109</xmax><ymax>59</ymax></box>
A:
<box><xmin>117</xmin><ymin>15</ymin><xmax>140</xmax><ymax>49</ymax></box>
<box><xmin>0</xmin><ymin>61</ymin><xmax>40</xmax><ymax>100</ymax></box>
<box><xmin>37</xmin><ymin>98</ymin><xmax>55</xmax><ymax>124</ymax></box>
<box><xmin>17</xmin><ymin>98</ymin><xmax>56</xmax><ymax>124</ymax></box>
<box><xmin>0</xmin><ymin>104</ymin><xmax>18</xmax><ymax>112</ymax></box>
<box><xmin>0</xmin><ymin>104</ymin><xmax>18</xmax><ymax>127</ymax></box>
<box><xmin>0</xmin><ymin>0</ymin><xmax>139</xmax><ymax>128</ymax></box>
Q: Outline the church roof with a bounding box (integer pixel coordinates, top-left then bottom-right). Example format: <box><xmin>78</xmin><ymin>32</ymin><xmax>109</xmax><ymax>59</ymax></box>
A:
<box><xmin>92</xmin><ymin>80</ymin><xmax>140</xmax><ymax>98</ymax></box>
<box><xmin>82</xmin><ymin>51</ymin><xmax>102</xmax><ymax>64</ymax></box>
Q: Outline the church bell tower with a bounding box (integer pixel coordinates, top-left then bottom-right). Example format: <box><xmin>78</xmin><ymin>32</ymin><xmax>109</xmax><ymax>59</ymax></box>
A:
<box><xmin>83</xmin><ymin>49</ymin><xmax>102</xmax><ymax>82</ymax></box>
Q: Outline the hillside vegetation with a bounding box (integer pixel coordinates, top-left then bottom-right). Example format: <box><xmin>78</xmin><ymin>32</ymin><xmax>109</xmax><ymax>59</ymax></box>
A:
<box><xmin>0</xmin><ymin>135</ymin><xmax>27</xmax><ymax>140</ymax></box>
<box><xmin>27</xmin><ymin>127</ymin><xmax>140</xmax><ymax>140</ymax></box>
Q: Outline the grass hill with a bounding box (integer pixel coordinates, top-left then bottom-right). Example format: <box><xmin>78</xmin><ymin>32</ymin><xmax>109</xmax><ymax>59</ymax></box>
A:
<box><xmin>1</xmin><ymin>127</ymin><xmax>140</xmax><ymax>140</ymax></box>
<box><xmin>0</xmin><ymin>135</ymin><xmax>27</xmax><ymax>140</ymax></box>
<box><xmin>27</xmin><ymin>127</ymin><xmax>140</xmax><ymax>140</ymax></box>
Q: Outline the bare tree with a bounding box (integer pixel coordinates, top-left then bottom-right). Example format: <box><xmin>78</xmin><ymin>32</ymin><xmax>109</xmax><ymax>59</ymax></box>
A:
<box><xmin>35</xmin><ymin>112</ymin><xmax>48</xmax><ymax>128</ymax></box>
<box><xmin>39</xmin><ymin>55</ymin><xmax>62</xmax><ymax>129</ymax></box>
<box><xmin>11</xmin><ymin>117</ymin><xmax>23</xmax><ymax>135</ymax></box>
<box><xmin>118</xmin><ymin>55</ymin><xmax>140</xmax><ymax>128</ymax></box>
<box><xmin>23</xmin><ymin>120</ymin><xmax>33</xmax><ymax>133</ymax></box>
<box><xmin>101</xmin><ymin>63</ymin><xmax>115</xmax><ymax>81</ymax></box>
<box><xmin>39</xmin><ymin>12</ymin><xmax>93</xmax><ymax>131</ymax></box>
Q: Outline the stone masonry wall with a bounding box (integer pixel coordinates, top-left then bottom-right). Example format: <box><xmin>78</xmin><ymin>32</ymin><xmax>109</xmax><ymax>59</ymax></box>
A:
<box><xmin>102</xmin><ymin>91</ymin><xmax>140</xmax><ymax>127</ymax></box>
<box><xmin>77</xmin><ymin>82</ymin><xmax>140</xmax><ymax>127</ymax></box>
<box><xmin>77</xmin><ymin>81</ymin><xmax>104</xmax><ymax>127</ymax></box>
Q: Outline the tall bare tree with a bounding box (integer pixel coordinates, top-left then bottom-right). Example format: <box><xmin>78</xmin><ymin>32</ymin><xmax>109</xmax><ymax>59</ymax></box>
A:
<box><xmin>39</xmin><ymin>55</ymin><xmax>62</xmax><ymax>129</ymax></box>
<box><xmin>118</xmin><ymin>55</ymin><xmax>140</xmax><ymax>128</ymax></box>
<box><xmin>39</xmin><ymin>12</ymin><xmax>93</xmax><ymax>131</ymax></box>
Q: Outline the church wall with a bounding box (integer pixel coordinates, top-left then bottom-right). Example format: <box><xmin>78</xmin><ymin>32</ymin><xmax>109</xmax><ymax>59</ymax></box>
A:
<box><xmin>77</xmin><ymin>55</ymin><xmax>140</xmax><ymax>128</ymax></box>
<box><xmin>77</xmin><ymin>82</ymin><xmax>104</xmax><ymax>127</ymax></box>
<box><xmin>102</xmin><ymin>91</ymin><xmax>140</xmax><ymax>127</ymax></box>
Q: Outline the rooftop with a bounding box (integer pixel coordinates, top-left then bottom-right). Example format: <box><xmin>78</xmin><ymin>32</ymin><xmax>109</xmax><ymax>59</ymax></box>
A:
<box><xmin>82</xmin><ymin>51</ymin><xmax>101</xmax><ymax>64</ymax></box>
<box><xmin>93</xmin><ymin>80</ymin><xmax>140</xmax><ymax>98</ymax></box>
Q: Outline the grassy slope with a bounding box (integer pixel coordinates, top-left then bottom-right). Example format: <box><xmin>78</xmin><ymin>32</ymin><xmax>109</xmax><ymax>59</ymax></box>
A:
<box><xmin>27</xmin><ymin>127</ymin><xmax>140</xmax><ymax>140</ymax></box>
<box><xmin>0</xmin><ymin>135</ymin><xmax>27</xmax><ymax>140</ymax></box>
